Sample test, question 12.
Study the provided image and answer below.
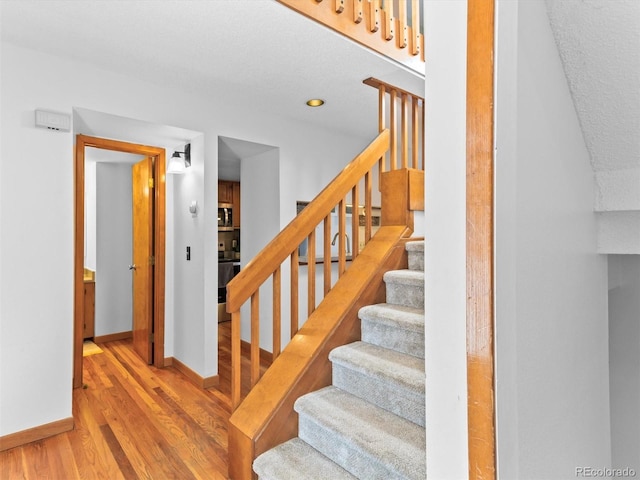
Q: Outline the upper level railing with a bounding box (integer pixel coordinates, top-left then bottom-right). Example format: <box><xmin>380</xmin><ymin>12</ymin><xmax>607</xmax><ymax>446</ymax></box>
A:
<box><xmin>276</xmin><ymin>0</ymin><xmax>424</xmax><ymax>74</ymax></box>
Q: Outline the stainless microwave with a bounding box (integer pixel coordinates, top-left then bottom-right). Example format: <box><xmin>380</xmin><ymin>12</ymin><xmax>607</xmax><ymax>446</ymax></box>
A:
<box><xmin>218</xmin><ymin>203</ymin><xmax>233</xmax><ymax>231</ymax></box>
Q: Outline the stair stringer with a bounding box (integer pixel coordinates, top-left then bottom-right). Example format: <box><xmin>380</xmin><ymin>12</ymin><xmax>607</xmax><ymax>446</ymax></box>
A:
<box><xmin>228</xmin><ymin>226</ymin><xmax>414</xmax><ymax>480</ymax></box>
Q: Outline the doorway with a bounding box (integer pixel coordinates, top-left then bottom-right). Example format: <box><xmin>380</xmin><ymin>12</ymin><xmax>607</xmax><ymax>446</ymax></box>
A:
<box><xmin>73</xmin><ymin>135</ymin><xmax>166</xmax><ymax>389</ymax></box>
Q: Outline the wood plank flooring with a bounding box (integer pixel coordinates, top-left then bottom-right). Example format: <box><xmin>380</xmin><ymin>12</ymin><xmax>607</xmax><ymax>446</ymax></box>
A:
<box><xmin>216</xmin><ymin>321</ymin><xmax>271</xmax><ymax>400</ymax></box>
<box><xmin>1</xmin><ymin>322</ymin><xmax>246</xmax><ymax>479</ymax></box>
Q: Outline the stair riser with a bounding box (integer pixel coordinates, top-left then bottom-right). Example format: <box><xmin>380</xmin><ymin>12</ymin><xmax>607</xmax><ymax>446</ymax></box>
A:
<box><xmin>408</xmin><ymin>251</ymin><xmax>424</xmax><ymax>271</ymax></box>
<box><xmin>361</xmin><ymin>319</ymin><xmax>425</xmax><ymax>359</ymax></box>
<box><xmin>385</xmin><ymin>282</ymin><xmax>424</xmax><ymax>309</ymax></box>
<box><xmin>332</xmin><ymin>365</ymin><xmax>425</xmax><ymax>427</ymax></box>
<box><xmin>298</xmin><ymin>416</ymin><xmax>405</xmax><ymax>480</ymax></box>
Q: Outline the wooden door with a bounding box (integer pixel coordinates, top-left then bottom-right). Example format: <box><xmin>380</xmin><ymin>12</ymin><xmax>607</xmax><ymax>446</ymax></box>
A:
<box><xmin>75</xmin><ymin>135</ymin><xmax>165</xmax><ymax>388</ymax></box>
<box><xmin>83</xmin><ymin>282</ymin><xmax>95</xmax><ymax>339</ymax></box>
<box><xmin>132</xmin><ymin>156</ymin><xmax>154</xmax><ymax>363</ymax></box>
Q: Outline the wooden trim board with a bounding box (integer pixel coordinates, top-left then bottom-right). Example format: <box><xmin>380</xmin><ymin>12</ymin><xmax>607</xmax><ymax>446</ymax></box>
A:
<box><xmin>166</xmin><ymin>357</ymin><xmax>220</xmax><ymax>389</ymax></box>
<box><xmin>93</xmin><ymin>331</ymin><xmax>132</xmax><ymax>344</ymax></box>
<box><xmin>241</xmin><ymin>340</ymin><xmax>273</xmax><ymax>367</ymax></box>
<box><xmin>466</xmin><ymin>0</ymin><xmax>497</xmax><ymax>478</ymax></box>
<box><xmin>0</xmin><ymin>417</ymin><xmax>74</xmax><ymax>452</ymax></box>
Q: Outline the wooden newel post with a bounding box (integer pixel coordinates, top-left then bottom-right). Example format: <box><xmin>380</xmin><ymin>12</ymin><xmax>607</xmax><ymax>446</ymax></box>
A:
<box><xmin>380</xmin><ymin>168</ymin><xmax>424</xmax><ymax>230</ymax></box>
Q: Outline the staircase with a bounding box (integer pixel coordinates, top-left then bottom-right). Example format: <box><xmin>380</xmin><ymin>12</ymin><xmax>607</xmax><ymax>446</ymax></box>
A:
<box><xmin>253</xmin><ymin>241</ymin><xmax>425</xmax><ymax>480</ymax></box>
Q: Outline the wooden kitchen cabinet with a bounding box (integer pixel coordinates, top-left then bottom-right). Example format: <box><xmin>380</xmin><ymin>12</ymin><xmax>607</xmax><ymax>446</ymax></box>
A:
<box><xmin>218</xmin><ymin>181</ymin><xmax>233</xmax><ymax>204</ymax></box>
<box><xmin>83</xmin><ymin>281</ymin><xmax>95</xmax><ymax>339</ymax></box>
<box><xmin>218</xmin><ymin>180</ymin><xmax>241</xmax><ymax>228</ymax></box>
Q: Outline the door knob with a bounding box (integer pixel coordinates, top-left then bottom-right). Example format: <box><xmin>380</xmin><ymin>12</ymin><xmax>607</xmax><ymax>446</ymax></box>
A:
<box><xmin>128</xmin><ymin>264</ymin><xmax>137</xmax><ymax>271</ymax></box>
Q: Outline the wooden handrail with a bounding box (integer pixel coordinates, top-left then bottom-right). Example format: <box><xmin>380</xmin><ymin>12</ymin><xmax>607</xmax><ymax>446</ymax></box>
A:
<box><xmin>276</xmin><ymin>0</ymin><xmax>424</xmax><ymax>74</ymax></box>
<box><xmin>226</xmin><ymin>130</ymin><xmax>389</xmax><ymax>314</ymax></box>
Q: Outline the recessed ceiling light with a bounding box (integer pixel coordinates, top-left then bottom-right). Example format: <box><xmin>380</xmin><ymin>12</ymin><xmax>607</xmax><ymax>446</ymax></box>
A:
<box><xmin>306</xmin><ymin>99</ymin><xmax>325</xmax><ymax>107</ymax></box>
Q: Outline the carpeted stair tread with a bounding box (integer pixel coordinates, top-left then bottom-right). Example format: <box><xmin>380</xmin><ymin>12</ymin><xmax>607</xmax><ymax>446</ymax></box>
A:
<box><xmin>360</xmin><ymin>303</ymin><xmax>424</xmax><ymax>331</ymax></box>
<box><xmin>295</xmin><ymin>386</ymin><xmax>426</xmax><ymax>480</ymax></box>
<box><xmin>383</xmin><ymin>269</ymin><xmax>424</xmax><ymax>285</ymax></box>
<box><xmin>329</xmin><ymin>341</ymin><xmax>425</xmax><ymax>426</ymax></box>
<box><xmin>384</xmin><ymin>270</ymin><xmax>424</xmax><ymax>309</ymax></box>
<box><xmin>253</xmin><ymin>438</ymin><xmax>357</xmax><ymax>480</ymax></box>
<box><xmin>360</xmin><ymin>303</ymin><xmax>425</xmax><ymax>359</ymax></box>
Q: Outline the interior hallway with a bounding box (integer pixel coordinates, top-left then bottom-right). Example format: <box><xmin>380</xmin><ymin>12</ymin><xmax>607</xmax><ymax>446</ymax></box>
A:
<box><xmin>1</xmin><ymin>328</ymin><xmax>242</xmax><ymax>479</ymax></box>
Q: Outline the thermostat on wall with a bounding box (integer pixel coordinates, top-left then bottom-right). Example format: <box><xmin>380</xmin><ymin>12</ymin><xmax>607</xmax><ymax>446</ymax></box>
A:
<box><xmin>35</xmin><ymin>109</ymin><xmax>71</xmax><ymax>132</ymax></box>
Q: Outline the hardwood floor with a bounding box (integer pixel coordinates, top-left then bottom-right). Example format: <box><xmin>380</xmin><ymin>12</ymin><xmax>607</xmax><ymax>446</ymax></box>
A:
<box><xmin>216</xmin><ymin>321</ymin><xmax>271</xmax><ymax>400</ymax></box>
<box><xmin>1</xmin><ymin>328</ymin><xmax>239</xmax><ymax>479</ymax></box>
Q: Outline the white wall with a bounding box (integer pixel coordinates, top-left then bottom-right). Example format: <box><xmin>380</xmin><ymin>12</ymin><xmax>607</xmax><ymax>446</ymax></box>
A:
<box><xmin>0</xmin><ymin>41</ymin><xmax>371</xmax><ymax>436</ymax></box>
<box><xmin>423</xmin><ymin>1</ymin><xmax>469</xmax><ymax>477</ymax></box>
<box><xmin>495</xmin><ymin>1</ymin><xmax>611</xmax><ymax>477</ymax></box>
<box><xmin>239</xmin><ymin>149</ymin><xmax>281</xmax><ymax>349</ymax></box>
<box><xmin>494</xmin><ymin>1</ymin><xmax>520</xmax><ymax>475</ymax></box>
<box><xmin>172</xmin><ymin>135</ymin><xmax>206</xmax><ymax>372</ymax></box>
<box><xmin>608</xmin><ymin>255</ymin><xmax>640</xmax><ymax>472</ymax></box>
<box><xmin>1</xmin><ymin>50</ymin><xmax>74</xmax><ymax>435</ymax></box>
<box><xmin>84</xmin><ymin>160</ymin><xmax>97</xmax><ymax>271</ymax></box>
<box><xmin>95</xmin><ymin>163</ymin><xmax>133</xmax><ymax>337</ymax></box>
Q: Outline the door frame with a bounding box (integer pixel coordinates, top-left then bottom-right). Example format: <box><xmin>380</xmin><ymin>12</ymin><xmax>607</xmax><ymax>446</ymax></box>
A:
<box><xmin>466</xmin><ymin>0</ymin><xmax>496</xmax><ymax>478</ymax></box>
<box><xmin>73</xmin><ymin>135</ymin><xmax>166</xmax><ymax>388</ymax></box>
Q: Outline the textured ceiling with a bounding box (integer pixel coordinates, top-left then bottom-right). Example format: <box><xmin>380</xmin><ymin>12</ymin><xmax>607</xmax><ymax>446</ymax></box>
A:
<box><xmin>1</xmin><ymin>0</ymin><xmax>423</xmax><ymax>145</ymax></box>
<box><xmin>3</xmin><ymin>0</ymin><xmax>636</xmax><ymax>178</ymax></box>
<box><xmin>546</xmin><ymin>0</ymin><xmax>640</xmax><ymax>172</ymax></box>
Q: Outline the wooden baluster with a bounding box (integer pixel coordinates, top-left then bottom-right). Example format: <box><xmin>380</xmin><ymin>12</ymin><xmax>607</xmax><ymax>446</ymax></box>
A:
<box><xmin>410</xmin><ymin>0</ymin><xmax>422</xmax><ymax>56</ymax></box>
<box><xmin>390</xmin><ymin>88</ymin><xmax>397</xmax><ymax>170</ymax></box>
<box><xmin>231</xmin><ymin>310</ymin><xmax>241</xmax><ymax>409</ymax></box>
<box><xmin>335</xmin><ymin>0</ymin><xmax>344</xmax><ymax>13</ymax></box>
<box><xmin>351</xmin><ymin>185</ymin><xmax>359</xmax><ymax>259</ymax></box>
<box><xmin>382</xmin><ymin>0</ymin><xmax>394</xmax><ymax>40</ymax></box>
<box><xmin>401</xmin><ymin>92</ymin><xmax>409</xmax><ymax>169</ymax></box>
<box><xmin>272</xmin><ymin>267</ymin><xmax>281</xmax><ymax>360</ymax></box>
<box><xmin>397</xmin><ymin>0</ymin><xmax>408</xmax><ymax>48</ymax></box>
<box><xmin>323</xmin><ymin>215</ymin><xmax>332</xmax><ymax>295</ymax></box>
<box><xmin>353</xmin><ymin>0</ymin><xmax>363</xmax><ymax>23</ymax></box>
<box><xmin>338</xmin><ymin>199</ymin><xmax>346</xmax><ymax>275</ymax></box>
<box><xmin>307</xmin><ymin>229</ymin><xmax>316</xmax><ymax>316</ymax></box>
<box><xmin>412</xmin><ymin>96</ymin><xmax>419</xmax><ymax>169</ymax></box>
<box><xmin>290</xmin><ymin>250</ymin><xmax>299</xmax><ymax>337</ymax></box>
<box><xmin>365</xmin><ymin>170</ymin><xmax>372</xmax><ymax>243</ymax></box>
<box><xmin>378</xmin><ymin>84</ymin><xmax>387</xmax><ymax>173</ymax></box>
<box><xmin>250</xmin><ymin>291</ymin><xmax>260</xmax><ymax>387</ymax></box>
<box><xmin>368</xmin><ymin>0</ymin><xmax>380</xmax><ymax>32</ymax></box>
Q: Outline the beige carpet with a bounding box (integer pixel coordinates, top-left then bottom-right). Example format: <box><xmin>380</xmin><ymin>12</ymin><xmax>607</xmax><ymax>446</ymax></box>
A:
<box><xmin>83</xmin><ymin>340</ymin><xmax>103</xmax><ymax>357</ymax></box>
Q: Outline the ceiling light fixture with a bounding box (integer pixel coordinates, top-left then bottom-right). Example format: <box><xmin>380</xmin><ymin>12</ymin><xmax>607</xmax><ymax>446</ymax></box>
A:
<box><xmin>167</xmin><ymin>143</ymin><xmax>191</xmax><ymax>174</ymax></box>
<box><xmin>306</xmin><ymin>99</ymin><xmax>325</xmax><ymax>107</ymax></box>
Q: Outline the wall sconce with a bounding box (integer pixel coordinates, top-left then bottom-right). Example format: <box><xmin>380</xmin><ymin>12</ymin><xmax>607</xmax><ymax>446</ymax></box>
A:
<box><xmin>167</xmin><ymin>143</ymin><xmax>191</xmax><ymax>174</ymax></box>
